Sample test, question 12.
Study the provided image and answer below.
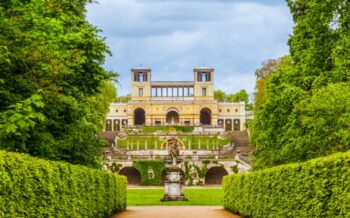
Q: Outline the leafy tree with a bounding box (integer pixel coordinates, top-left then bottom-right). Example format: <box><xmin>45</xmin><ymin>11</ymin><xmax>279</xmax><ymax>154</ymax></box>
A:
<box><xmin>251</xmin><ymin>0</ymin><xmax>350</xmax><ymax>169</ymax></box>
<box><xmin>254</xmin><ymin>57</ymin><xmax>283</xmax><ymax>109</ymax></box>
<box><xmin>214</xmin><ymin>90</ymin><xmax>226</xmax><ymax>102</ymax></box>
<box><xmin>0</xmin><ymin>0</ymin><xmax>117</xmax><ymax>167</ymax></box>
<box><xmin>227</xmin><ymin>89</ymin><xmax>251</xmax><ymax>109</ymax></box>
<box><xmin>214</xmin><ymin>89</ymin><xmax>253</xmax><ymax>109</ymax></box>
<box><xmin>116</xmin><ymin>94</ymin><xmax>131</xmax><ymax>103</ymax></box>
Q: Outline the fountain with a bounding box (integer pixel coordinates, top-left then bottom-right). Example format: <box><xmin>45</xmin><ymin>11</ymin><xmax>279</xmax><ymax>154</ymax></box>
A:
<box><xmin>161</xmin><ymin>138</ymin><xmax>188</xmax><ymax>201</ymax></box>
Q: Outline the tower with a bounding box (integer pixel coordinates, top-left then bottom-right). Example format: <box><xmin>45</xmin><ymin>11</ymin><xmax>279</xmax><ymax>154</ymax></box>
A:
<box><xmin>193</xmin><ymin>67</ymin><xmax>214</xmax><ymax>101</ymax></box>
<box><xmin>131</xmin><ymin>67</ymin><xmax>152</xmax><ymax>101</ymax></box>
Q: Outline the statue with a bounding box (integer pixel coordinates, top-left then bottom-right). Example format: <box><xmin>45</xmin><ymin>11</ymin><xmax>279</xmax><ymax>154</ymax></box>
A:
<box><xmin>168</xmin><ymin>138</ymin><xmax>179</xmax><ymax>166</ymax></box>
<box><xmin>161</xmin><ymin>137</ymin><xmax>188</xmax><ymax>201</ymax></box>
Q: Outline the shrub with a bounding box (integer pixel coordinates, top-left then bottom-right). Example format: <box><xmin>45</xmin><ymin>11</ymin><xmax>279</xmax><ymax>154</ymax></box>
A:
<box><xmin>0</xmin><ymin>150</ymin><xmax>127</xmax><ymax>217</ymax></box>
<box><xmin>223</xmin><ymin>151</ymin><xmax>350</xmax><ymax>217</ymax></box>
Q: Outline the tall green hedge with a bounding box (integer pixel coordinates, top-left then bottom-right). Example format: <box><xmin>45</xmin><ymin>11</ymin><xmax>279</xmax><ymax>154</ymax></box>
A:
<box><xmin>133</xmin><ymin>160</ymin><xmax>165</xmax><ymax>186</ymax></box>
<box><xmin>0</xmin><ymin>150</ymin><xmax>127</xmax><ymax>217</ymax></box>
<box><xmin>223</xmin><ymin>151</ymin><xmax>350</xmax><ymax>217</ymax></box>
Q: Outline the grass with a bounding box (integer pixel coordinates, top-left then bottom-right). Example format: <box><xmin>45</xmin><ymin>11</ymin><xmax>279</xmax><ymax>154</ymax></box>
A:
<box><xmin>116</xmin><ymin>135</ymin><xmax>231</xmax><ymax>150</ymax></box>
<box><xmin>127</xmin><ymin>188</ymin><xmax>223</xmax><ymax>206</ymax></box>
<box><xmin>142</xmin><ymin>126</ymin><xmax>194</xmax><ymax>133</ymax></box>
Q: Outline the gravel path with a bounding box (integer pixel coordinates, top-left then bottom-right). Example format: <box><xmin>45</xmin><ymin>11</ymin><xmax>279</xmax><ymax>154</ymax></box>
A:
<box><xmin>112</xmin><ymin>206</ymin><xmax>241</xmax><ymax>218</ymax></box>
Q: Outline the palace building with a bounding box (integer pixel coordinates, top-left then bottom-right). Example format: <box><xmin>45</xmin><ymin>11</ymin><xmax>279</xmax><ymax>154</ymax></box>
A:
<box><xmin>105</xmin><ymin>67</ymin><xmax>248</xmax><ymax>131</ymax></box>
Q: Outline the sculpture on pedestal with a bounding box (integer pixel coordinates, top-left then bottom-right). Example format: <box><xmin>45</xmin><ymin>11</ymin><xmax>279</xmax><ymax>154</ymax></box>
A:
<box><xmin>161</xmin><ymin>138</ymin><xmax>188</xmax><ymax>201</ymax></box>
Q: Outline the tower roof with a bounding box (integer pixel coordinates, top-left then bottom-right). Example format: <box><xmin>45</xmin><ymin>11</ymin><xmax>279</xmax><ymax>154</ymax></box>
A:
<box><xmin>131</xmin><ymin>67</ymin><xmax>151</xmax><ymax>72</ymax></box>
<box><xmin>193</xmin><ymin>67</ymin><xmax>214</xmax><ymax>71</ymax></box>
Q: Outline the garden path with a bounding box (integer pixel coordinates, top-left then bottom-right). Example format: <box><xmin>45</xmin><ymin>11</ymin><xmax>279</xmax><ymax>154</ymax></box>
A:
<box><xmin>112</xmin><ymin>206</ymin><xmax>241</xmax><ymax>218</ymax></box>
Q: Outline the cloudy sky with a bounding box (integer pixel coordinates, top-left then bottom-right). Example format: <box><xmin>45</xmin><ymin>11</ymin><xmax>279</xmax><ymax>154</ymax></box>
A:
<box><xmin>87</xmin><ymin>0</ymin><xmax>293</xmax><ymax>96</ymax></box>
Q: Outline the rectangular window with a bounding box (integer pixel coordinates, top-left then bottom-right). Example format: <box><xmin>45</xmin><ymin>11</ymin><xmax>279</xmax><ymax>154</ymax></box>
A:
<box><xmin>201</xmin><ymin>73</ymin><xmax>206</xmax><ymax>81</ymax></box>
<box><xmin>184</xmin><ymin>87</ymin><xmax>189</xmax><ymax>96</ymax></box>
<box><xmin>139</xmin><ymin>88</ymin><xmax>143</xmax><ymax>96</ymax></box>
<box><xmin>168</xmin><ymin>87</ymin><xmax>173</xmax><ymax>96</ymax></box>
<box><xmin>105</xmin><ymin>119</ymin><xmax>112</xmax><ymax>131</ymax></box>
<box><xmin>113</xmin><ymin>119</ymin><xmax>120</xmax><ymax>131</ymax></box>
<box><xmin>173</xmin><ymin>87</ymin><xmax>178</xmax><ymax>97</ymax></box>
<box><xmin>134</xmin><ymin>72</ymin><xmax>147</xmax><ymax>82</ymax></box>
<box><xmin>178</xmin><ymin>87</ymin><xmax>183</xmax><ymax>96</ymax></box>
<box><xmin>197</xmin><ymin>72</ymin><xmax>211</xmax><ymax>82</ymax></box>
<box><xmin>162</xmin><ymin>87</ymin><xmax>167</xmax><ymax>97</ymax></box>
<box><xmin>152</xmin><ymin>87</ymin><xmax>156</xmax><ymax>96</ymax></box>
<box><xmin>122</xmin><ymin>119</ymin><xmax>128</xmax><ymax>128</ymax></box>
<box><xmin>202</xmin><ymin>88</ymin><xmax>207</xmax><ymax>96</ymax></box>
<box><xmin>189</xmin><ymin>87</ymin><xmax>194</xmax><ymax>96</ymax></box>
<box><xmin>139</xmin><ymin>74</ymin><xmax>144</xmax><ymax>81</ymax></box>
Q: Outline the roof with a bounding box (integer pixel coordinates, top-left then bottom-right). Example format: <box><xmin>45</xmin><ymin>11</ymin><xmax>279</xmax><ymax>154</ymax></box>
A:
<box><xmin>131</xmin><ymin>67</ymin><xmax>151</xmax><ymax>71</ymax></box>
<box><xmin>193</xmin><ymin>67</ymin><xmax>214</xmax><ymax>71</ymax></box>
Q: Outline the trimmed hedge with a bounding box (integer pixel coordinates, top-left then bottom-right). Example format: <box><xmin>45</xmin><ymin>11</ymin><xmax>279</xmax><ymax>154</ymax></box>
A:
<box><xmin>0</xmin><ymin>150</ymin><xmax>127</xmax><ymax>217</ymax></box>
<box><xmin>133</xmin><ymin>160</ymin><xmax>165</xmax><ymax>186</ymax></box>
<box><xmin>223</xmin><ymin>151</ymin><xmax>350</xmax><ymax>217</ymax></box>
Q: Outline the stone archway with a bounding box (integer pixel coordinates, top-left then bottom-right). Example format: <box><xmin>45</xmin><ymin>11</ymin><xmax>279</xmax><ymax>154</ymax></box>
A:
<box><xmin>166</xmin><ymin>111</ymin><xmax>180</xmax><ymax>124</ymax></box>
<box><xmin>134</xmin><ymin>108</ymin><xmax>145</xmax><ymax>125</ymax></box>
<box><xmin>119</xmin><ymin>167</ymin><xmax>141</xmax><ymax>185</ymax></box>
<box><xmin>161</xmin><ymin>138</ymin><xmax>185</xmax><ymax>150</ymax></box>
<box><xmin>200</xmin><ymin>108</ymin><xmax>212</xmax><ymax>125</ymax></box>
<box><xmin>205</xmin><ymin>166</ymin><xmax>228</xmax><ymax>185</ymax></box>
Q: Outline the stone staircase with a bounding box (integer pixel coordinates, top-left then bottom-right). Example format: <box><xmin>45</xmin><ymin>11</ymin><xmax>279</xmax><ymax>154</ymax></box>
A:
<box><xmin>231</xmin><ymin>131</ymin><xmax>250</xmax><ymax>147</ymax></box>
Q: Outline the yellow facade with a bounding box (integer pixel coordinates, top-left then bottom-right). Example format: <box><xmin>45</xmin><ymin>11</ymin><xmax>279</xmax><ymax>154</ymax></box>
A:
<box><xmin>106</xmin><ymin>67</ymin><xmax>246</xmax><ymax>131</ymax></box>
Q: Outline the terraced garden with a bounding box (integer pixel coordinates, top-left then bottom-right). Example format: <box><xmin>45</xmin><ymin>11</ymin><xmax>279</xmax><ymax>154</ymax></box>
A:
<box><xmin>116</xmin><ymin>135</ymin><xmax>231</xmax><ymax>150</ymax></box>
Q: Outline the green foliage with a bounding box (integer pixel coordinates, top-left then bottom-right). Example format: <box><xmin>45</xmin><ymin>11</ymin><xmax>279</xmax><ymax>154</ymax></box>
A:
<box><xmin>0</xmin><ymin>150</ymin><xmax>127</xmax><ymax>217</ymax></box>
<box><xmin>183</xmin><ymin>161</ymin><xmax>193</xmax><ymax>185</ymax></box>
<box><xmin>223</xmin><ymin>151</ymin><xmax>350</xmax><ymax>217</ymax></box>
<box><xmin>226</xmin><ymin>89</ymin><xmax>249</xmax><ymax>104</ymax></box>
<box><xmin>141</xmin><ymin>126</ymin><xmax>194</xmax><ymax>133</ymax></box>
<box><xmin>0</xmin><ymin>0</ymin><xmax>117</xmax><ymax>167</ymax></box>
<box><xmin>214</xmin><ymin>89</ymin><xmax>252</xmax><ymax>109</ymax></box>
<box><xmin>117</xmin><ymin>135</ymin><xmax>231</xmax><ymax>150</ymax></box>
<box><xmin>0</xmin><ymin>94</ymin><xmax>45</xmax><ymax>150</ymax></box>
<box><xmin>251</xmin><ymin>0</ymin><xmax>350</xmax><ymax>168</ymax></box>
<box><xmin>116</xmin><ymin>94</ymin><xmax>131</xmax><ymax>103</ymax></box>
<box><xmin>133</xmin><ymin>160</ymin><xmax>165</xmax><ymax>186</ymax></box>
<box><xmin>254</xmin><ymin>57</ymin><xmax>283</xmax><ymax>109</ymax></box>
<box><xmin>214</xmin><ymin>90</ymin><xmax>226</xmax><ymax>102</ymax></box>
<box><xmin>193</xmin><ymin>163</ymin><xmax>208</xmax><ymax>179</ymax></box>
<box><xmin>111</xmin><ymin>162</ymin><xmax>123</xmax><ymax>173</ymax></box>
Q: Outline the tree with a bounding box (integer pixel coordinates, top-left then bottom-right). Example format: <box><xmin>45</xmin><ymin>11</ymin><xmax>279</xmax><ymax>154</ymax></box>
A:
<box><xmin>251</xmin><ymin>0</ymin><xmax>350</xmax><ymax>169</ymax></box>
<box><xmin>0</xmin><ymin>0</ymin><xmax>117</xmax><ymax>168</ymax></box>
<box><xmin>227</xmin><ymin>89</ymin><xmax>249</xmax><ymax>105</ymax></box>
<box><xmin>254</xmin><ymin>57</ymin><xmax>283</xmax><ymax>109</ymax></box>
<box><xmin>214</xmin><ymin>90</ymin><xmax>226</xmax><ymax>102</ymax></box>
<box><xmin>116</xmin><ymin>94</ymin><xmax>131</xmax><ymax>103</ymax></box>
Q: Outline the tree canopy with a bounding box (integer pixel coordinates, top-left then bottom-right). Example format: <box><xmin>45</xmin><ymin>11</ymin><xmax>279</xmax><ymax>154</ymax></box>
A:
<box><xmin>0</xmin><ymin>0</ymin><xmax>117</xmax><ymax>168</ymax></box>
<box><xmin>251</xmin><ymin>0</ymin><xmax>350</xmax><ymax>169</ymax></box>
<box><xmin>214</xmin><ymin>89</ymin><xmax>252</xmax><ymax>110</ymax></box>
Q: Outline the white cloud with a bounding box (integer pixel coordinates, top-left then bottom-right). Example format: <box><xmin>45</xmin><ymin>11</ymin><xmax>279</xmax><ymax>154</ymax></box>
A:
<box><xmin>87</xmin><ymin>0</ymin><xmax>293</xmax><ymax>95</ymax></box>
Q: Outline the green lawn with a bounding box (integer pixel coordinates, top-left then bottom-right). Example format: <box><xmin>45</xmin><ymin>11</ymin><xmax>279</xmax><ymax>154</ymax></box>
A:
<box><xmin>141</xmin><ymin>126</ymin><xmax>194</xmax><ymax>133</ymax></box>
<box><xmin>127</xmin><ymin>188</ymin><xmax>223</xmax><ymax>206</ymax></box>
<box><xmin>117</xmin><ymin>135</ymin><xmax>231</xmax><ymax>150</ymax></box>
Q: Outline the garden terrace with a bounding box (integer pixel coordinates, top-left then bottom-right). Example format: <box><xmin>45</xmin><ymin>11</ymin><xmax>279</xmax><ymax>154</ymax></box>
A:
<box><xmin>115</xmin><ymin>134</ymin><xmax>231</xmax><ymax>150</ymax></box>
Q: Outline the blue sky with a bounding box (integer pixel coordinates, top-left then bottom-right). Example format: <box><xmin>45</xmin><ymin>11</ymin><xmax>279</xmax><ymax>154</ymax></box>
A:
<box><xmin>87</xmin><ymin>0</ymin><xmax>293</xmax><ymax>96</ymax></box>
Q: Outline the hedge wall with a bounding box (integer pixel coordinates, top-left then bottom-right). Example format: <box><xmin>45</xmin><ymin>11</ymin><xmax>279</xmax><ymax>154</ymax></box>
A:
<box><xmin>0</xmin><ymin>150</ymin><xmax>127</xmax><ymax>218</ymax></box>
<box><xmin>133</xmin><ymin>160</ymin><xmax>165</xmax><ymax>186</ymax></box>
<box><xmin>223</xmin><ymin>151</ymin><xmax>350</xmax><ymax>217</ymax></box>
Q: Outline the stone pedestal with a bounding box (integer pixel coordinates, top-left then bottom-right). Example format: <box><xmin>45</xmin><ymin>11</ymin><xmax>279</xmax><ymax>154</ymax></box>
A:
<box><xmin>161</xmin><ymin>159</ymin><xmax>188</xmax><ymax>201</ymax></box>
